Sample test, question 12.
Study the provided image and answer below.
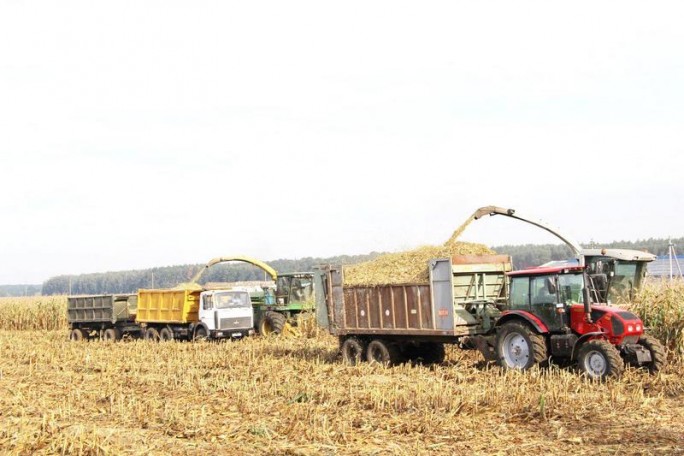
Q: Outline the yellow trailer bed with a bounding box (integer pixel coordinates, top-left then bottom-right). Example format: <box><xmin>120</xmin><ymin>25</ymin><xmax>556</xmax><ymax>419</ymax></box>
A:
<box><xmin>136</xmin><ymin>288</ymin><xmax>201</xmax><ymax>324</ymax></box>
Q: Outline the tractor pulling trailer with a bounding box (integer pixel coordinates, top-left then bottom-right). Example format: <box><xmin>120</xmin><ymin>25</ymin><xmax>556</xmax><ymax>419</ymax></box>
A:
<box><xmin>315</xmin><ymin>255</ymin><xmax>665</xmax><ymax>379</ymax></box>
<box><xmin>313</xmin><ymin>206</ymin><xmax>666</xmax><ymax>380</ymax></box>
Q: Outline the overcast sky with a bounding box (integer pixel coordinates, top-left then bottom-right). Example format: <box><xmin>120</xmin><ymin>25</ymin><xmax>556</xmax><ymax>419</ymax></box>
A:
<box><xmin>1</xmin><ymin>1</ymin><xmax>683</xmax><ymax>284</ymax></box>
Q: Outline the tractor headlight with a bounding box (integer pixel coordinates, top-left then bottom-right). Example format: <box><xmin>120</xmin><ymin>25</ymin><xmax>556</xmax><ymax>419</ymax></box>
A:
<box><xmin>627</xmin><ymin>325</ymin><xmax>634</xmax><ymax>332</ymax></box>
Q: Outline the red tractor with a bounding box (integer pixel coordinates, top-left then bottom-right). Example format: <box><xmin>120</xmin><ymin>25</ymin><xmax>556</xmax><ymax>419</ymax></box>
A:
<box><xmin>482</xmin><ymin>264</ymin><xmax>665</xmax><ymax>379</ymax></box>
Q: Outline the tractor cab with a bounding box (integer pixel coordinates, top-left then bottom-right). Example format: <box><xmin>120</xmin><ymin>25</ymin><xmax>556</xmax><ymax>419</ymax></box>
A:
<box><xmin>276</xmin><ymin>272</ymin><xmax>315</xmax><ymax>306</ymax></box>
<box><xmin>582</xmin><ymin>249</ymin><xmax>654</xmax><ymax>303</ymax></box>
<box><xmin>508</xmin><ymin>265</ymin><xmax>585</xmax><ymax>333</ymax></box>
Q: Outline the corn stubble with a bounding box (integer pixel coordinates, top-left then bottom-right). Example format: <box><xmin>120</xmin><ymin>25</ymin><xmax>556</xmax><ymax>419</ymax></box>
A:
<box><xmin>0</xmin><ymin>293</ymin><xmax>682</xmax><ymax>454</ymax></box>
<box><xmin>1</xmin><ymin>277</ymin><xmax>683</xmax><ymax>455</ymax></box>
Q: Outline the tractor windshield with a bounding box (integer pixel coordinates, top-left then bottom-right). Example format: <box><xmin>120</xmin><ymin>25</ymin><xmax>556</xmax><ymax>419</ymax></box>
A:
<box><xmin>276</xmin><ymin>275</ymin><xmax>314</xmax><ymax>304</ymax></box>
<box><xmin>585</xmin><ymin>257</ymin><xmax>645</xmax><ymax>303</ymax></box>
<box><xmin>558</xmin><ymin>273</ymin><xmax>584</xmax><ymax>305</ymax></box>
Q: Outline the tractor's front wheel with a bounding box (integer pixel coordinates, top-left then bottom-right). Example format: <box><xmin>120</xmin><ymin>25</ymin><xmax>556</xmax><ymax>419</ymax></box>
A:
<box><xmin>496</xmin><ymin>321</ymin><xmax>547</xmax><ymax>370</ymax></box>
<box><xmin>259</xmin><ymin>311</ymin><xmax>286</xmax><ymax>335</ymax></box>
<box><xmin>637</xmin><ymin>334</ymin><xmax>666</xmax><ymax>373</ymax></box>
<box><xmin>577</xmin><ymin>339</ymin><xmax>624</xmax><ymax>380</ymax></box>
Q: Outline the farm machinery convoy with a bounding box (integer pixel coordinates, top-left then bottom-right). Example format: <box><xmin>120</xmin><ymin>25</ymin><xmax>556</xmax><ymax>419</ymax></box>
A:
<box><xmin>67</xmin><ymin>256</ymin><xmax>315</xmax><ymax>342</ymax></box>
<box><xmin>67</xmin><ymin>206</ymin><xmax>666</xmax><ymax>379</ymax></box>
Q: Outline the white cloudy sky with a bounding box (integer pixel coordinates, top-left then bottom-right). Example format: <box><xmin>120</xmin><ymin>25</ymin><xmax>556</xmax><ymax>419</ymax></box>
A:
<box><xmin>1</xmin><ymin>1</ymin><xmax>683</xmax><ymax>283</ymax></box>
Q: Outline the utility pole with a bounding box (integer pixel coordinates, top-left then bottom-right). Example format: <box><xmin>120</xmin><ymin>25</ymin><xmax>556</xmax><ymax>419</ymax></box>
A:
<box><xmin>668</xmin><ymin>239</ymin><xmax>683</xmax><ymax>282</ymax></box>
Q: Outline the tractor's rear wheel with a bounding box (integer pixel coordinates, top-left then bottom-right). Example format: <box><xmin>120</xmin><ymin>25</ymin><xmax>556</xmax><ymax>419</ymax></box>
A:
<box><xmin>103</xmin><ymin>328</ymin><xmax>121</xmax><ymax>341</ymax></box>
<box><xmin>341</xmin><ymin>337</ymin><xmax>365</xmax><ymax>365</ymax></box>
<box><xmin>70</xmin><ymin>328</ymin><xmax>85</xmax><ymax>341</ymax></box>
<box><xmin>496</xmin><ymin>321</ymin><xmax>547</xmax><ymax>370</ymax></box>
<box><xmin>259</xmin><ymin>311</ymin><xmax>286</xmax><ymax>336</ymax></box>
<box><xmin>637</xmin><ymin>334</ymin><xmax>666</xmax><ymax>373</ymax></box>
<box><xmin>366</xmin><ymin>339</ymin><xmax>401</xmax><ymax>366</ymax></box>
<box><xmin>144</xmin><ymin>327</ymin><xmax>160</xmax><ymax>342</ymax></box>
<box><xmin>577</xmin><ymin>339</ymin><xmax>624</xmax><ymax>380</ymax></box>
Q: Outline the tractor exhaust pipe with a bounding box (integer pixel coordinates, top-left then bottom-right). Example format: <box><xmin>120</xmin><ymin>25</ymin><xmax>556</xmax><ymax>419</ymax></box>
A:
<box><xmin>582</xmin><ymin>285</ymin><xmax>592</xmax><ymax>323</ymax></box>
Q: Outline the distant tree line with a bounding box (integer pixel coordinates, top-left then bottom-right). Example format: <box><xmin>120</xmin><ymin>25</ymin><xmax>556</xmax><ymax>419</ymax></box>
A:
<box><xmin>3</xmin><ymin>237</ymin><xmax>679</xmax><ymax>296</ymax></box>
<box><xmin>0</xmin><ymin>284</ymin><xmax>42</xmax><ymax>297</ymax></box>
<box><xmin>40</xmin><ymin>253</ymin><xmax>384</xmax><ymax>296</ymax></box>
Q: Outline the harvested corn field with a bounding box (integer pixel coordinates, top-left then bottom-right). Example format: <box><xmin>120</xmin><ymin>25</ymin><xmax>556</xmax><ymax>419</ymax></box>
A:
<box><xmin>0</xmin><ymin>329</ymin><xmax>683</xmax><ymax>455</ymax></box>
<box><xmin>343</xmin><ymin>242</ymin><xmax>493</xmax><ymax>286</ymax></box>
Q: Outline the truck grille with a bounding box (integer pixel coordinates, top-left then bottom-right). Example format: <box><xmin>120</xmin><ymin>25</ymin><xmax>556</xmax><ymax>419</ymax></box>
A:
<box><xmin>219</xmin><ymin>317</ymin><xmax>252</xmax><ymax>330</ymax></box>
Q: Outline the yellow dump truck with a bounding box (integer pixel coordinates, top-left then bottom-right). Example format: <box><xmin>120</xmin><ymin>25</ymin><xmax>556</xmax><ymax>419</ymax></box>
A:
<box><xmin>137</xmin><ymin>287</ymin><xmax>255</xmax><ymax>341</ymax></box>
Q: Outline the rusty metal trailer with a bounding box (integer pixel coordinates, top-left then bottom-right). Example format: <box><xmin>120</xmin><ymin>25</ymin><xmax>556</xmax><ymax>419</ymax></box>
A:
<box><xmin>315</xmin><ymin>255</ymin><xmax>511</xmax><ymax>365</ymax></box>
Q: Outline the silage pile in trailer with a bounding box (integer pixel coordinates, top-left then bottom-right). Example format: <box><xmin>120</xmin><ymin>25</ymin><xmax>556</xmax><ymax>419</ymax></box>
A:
<box><xmin>344</xmin><ymin>215</ymin><xmax>491</xmax><ymax>286</ymax></box>
<box><xmin>344</xmin><ymin>241</ymin><xmax>493</xmax><ymax>286</ymax></box>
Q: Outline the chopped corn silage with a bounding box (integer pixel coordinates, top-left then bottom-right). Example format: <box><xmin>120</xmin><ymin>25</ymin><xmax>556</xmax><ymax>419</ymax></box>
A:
<box><xmin>344</xmin><ymin>241</ymin><xmax>493</xmax><ymax>286</ymax></box>
<box><xmin>344</xmin><ymin>214</ymin><xmax>490</xmax><ymax>286</ymax></box>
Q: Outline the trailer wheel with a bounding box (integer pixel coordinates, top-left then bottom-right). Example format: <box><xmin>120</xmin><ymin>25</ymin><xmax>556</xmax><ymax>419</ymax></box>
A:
<box><xmin>578</xmin><ymin>339</ymin><xmax>624</xmax><ymax>380</ymax></box>
<box><xmin>366</xmin><ymin>339</ymin><xmax>401</xmax><ymax>366</ymax></box>
<box><xmin>496</xmin><ymin>321</ymin><xmax>547</xmax><ymax>370</ymax></box>
<box><xmin>103</xmin><ymin>328</ymin><xmax>121</xmax><ymax>341</ymax></box>
<box><xmin>637</xmin><ymin>334</ymin><xmax>666</xmax><ymax>373</ymax></box>
<box><xmin>193</xmin><ymin>325</ymin><xmax>208</xmax><ymax>341</ymax></box>
<box><xmin>419</xmin><ymin>342</ymin><xmax>446</xmax><ymax>364</ymax></box>
<box><xmin>144</xmin><ymin>327</ymin><xmax>160</xmax><ymax>342</ymax></box>
<box><xmin>259</xmin><ymin>311</ymin><xmax>286</xmax><ymax>335</ymax></box>
<box><xmin>69</xmin><ymin>328</ymin><xmax>85</xmax><ymax>341</ymax></box>
<box><xmin>159</xmin><ymin>327</ymin><xmax>174</xmax><ymax>341</ymax></box>
<box><xmin>341</xmin><ymin>337</ymin><xmax>365</xmax><ymax>365</ymax></box>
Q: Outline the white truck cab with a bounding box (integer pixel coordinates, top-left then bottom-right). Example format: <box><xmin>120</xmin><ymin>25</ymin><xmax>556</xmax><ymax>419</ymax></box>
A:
<box><xmin>199</xmin><ymin>289</ymin><xmax>255</xmax><ymax>339</ymax></box>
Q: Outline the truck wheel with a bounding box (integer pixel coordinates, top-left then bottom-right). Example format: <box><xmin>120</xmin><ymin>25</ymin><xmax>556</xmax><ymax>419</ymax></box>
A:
<box><xmin>366</xmin><ymin>339</ymin><xmax>401</xmax><ymax>366</ymax></box>
<box><xmin>578</xmin><ymin>339</ymin><xmax>624</xmax><ymax>380</ymax></box>
<box><xmin>637</xmin><ymin>334</ymin><xmax>666</xmax><ymax>373</ymax></box>
<box><xmin>496</xmin><ymin>321</ymin><xmax>547</xmax><ymax>370</ymax></box>
<box><xmin>70</xmin><ymin>329</ymin><xmax>85</xmax><ymax>341</ymax></box>
<box><xmin>259</xmin><ymin>311</ymin><xmax>286</xmax><ymax>335</ymax></box>
<box><xmin>193</xmin><ymin>326</ymin><xmax>208</xmax><ymax>341</ymax></box>
<box><xmin>159</xmin><ymin>327</ymin><xmax>174</xmax><ymax>341</ymax></box>
<box><xmin>145</xmin><ymin>327</ymin><xmax>160</xmax><ymax>342</ymax></box>
<box><xmin>341</xmin><ymin>337</ymin><xmax>365</xmax><ymax>365</ymax></box>
<box><xmin>103</xmin><ymin>328</ymin><xmax>121</xmax><ymax>341</ymax></box>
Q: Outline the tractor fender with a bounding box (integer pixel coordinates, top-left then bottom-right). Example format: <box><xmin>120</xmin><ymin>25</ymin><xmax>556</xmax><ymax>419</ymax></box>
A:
<box><xmin>570</xmin><ymin>331</ymin><xmax>606</xmax><ymax>361</ymax></box>
<box><xmin>496</xmin><ymin>310</ymin><xmax>549</xmax><ymax>334</ymax></box>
